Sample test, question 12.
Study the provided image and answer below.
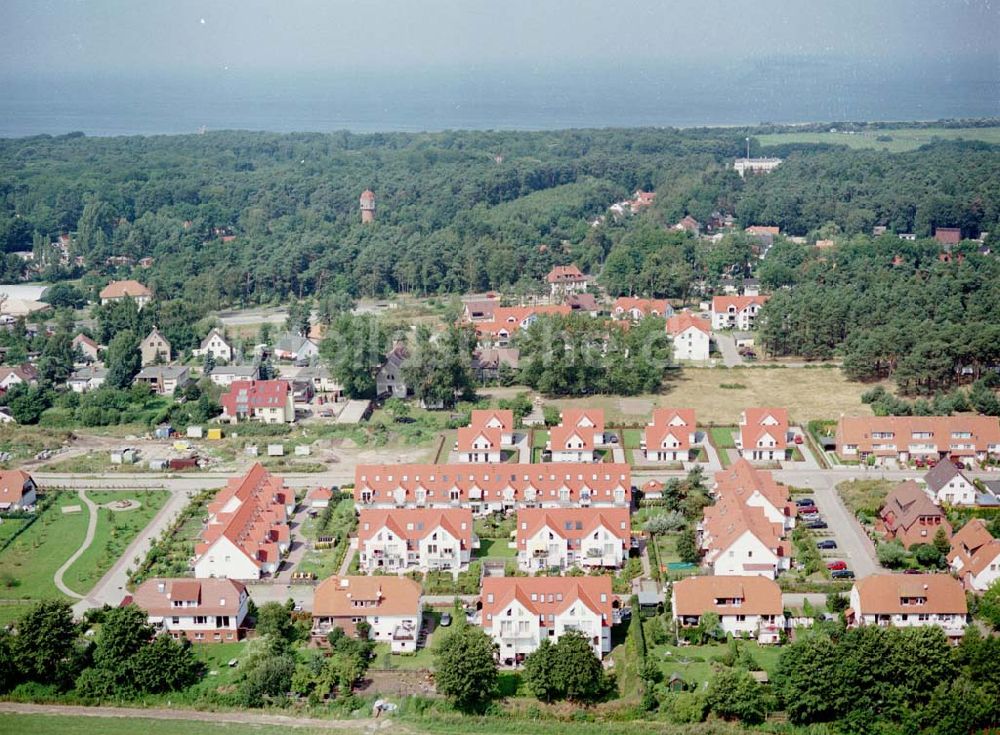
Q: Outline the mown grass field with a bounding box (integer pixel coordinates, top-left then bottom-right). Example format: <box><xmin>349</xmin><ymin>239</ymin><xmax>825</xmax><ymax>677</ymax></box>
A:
<box><xmin>546</xmin><ymin>367</ymin><xmax>879</xmax><ymax>425</ymax></box>
<box><xmin>758</xmin><ymin>125</ymin><xmax>1000</xmax><ymax>153</ymax></box>
<box><xmin>0</xmin><ymin>489</ymin><xmax>168</xmax><ymax>604</ymax></box>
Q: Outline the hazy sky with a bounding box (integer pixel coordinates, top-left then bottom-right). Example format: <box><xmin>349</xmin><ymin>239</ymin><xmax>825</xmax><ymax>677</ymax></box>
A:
<box><xmin>1</xmin><ymin>0</ymin><xmax>997</xmax><ymax>76</ymax></box>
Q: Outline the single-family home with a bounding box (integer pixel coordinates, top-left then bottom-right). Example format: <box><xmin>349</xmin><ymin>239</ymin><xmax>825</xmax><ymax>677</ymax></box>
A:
<box><xmin>673</xmin><ymin>215</ymin><xmax>701</xmax><ymax>234</ymax></box>
<box><xmin>0</xmin><ymin>470</ymin><xmax>37</xmax><ymax>511</ymax></box>
<box><xmin>99</xmin><ymin>279</ymin><xmax>152</xmax><ymax>308</ymax></box>
<box><xmin>738</xmin><ymin>407</ymin><xmax>789</xmax><ymax>462</ymax></box>
<box><xmin>312</xmin><ymin>575</ymin><xmax>423</xmax><ymax>653</ymax></box>
<box><xmin>219</xmin><ymin>380</ymin><xmax>296</xmax><ymax>424</ymax></box>
<box><xmin>672</xmin><ymin>576</ymin><xmax>785</xmax><ymax>644</ymax></box>
<box><xmin>934</xmin><ymin>227</ymin><xmax>962</xmax><ymax>245</ymax></box>
<box><xmin>67</xmin><ymin>366</ymin><xmax>107</xmax><ymax>393</ymax></box>
<box><xmin>711</xmin><ymin>295</ymin><xmax>770</xmax><ymax>331</ymax></box>
<box><xmin>834</xmin><ymin>415</ymin><xmax>1000</xmax><ymax>464</ymax></box>
<box><xmin>877</xmin><ymin>481</ymin><xmax>952</xmax><ymax>549</ymax></box>
<box><xmin>462</xmin><ymin>299</ymin><xmax>499</xmax><ymax>322</ymax></box>
<box><xmin>565</xmin><ymin>292</ymin><xmax>599</xmax><ymax>315</ymax></box>
<box><xmin>948</xmin><ymin>519</ymin><xmax>1000</xmax><ymax>592</ymax></box>
<box><xmin>847</xmin><ymin>574</ymin><xmax>968</xmax><ymax>641</ymax></box>
<box><xmin>134</xmin><ymin>366</ymin><xmax>190</xmax><ymax>396</ymax></box>
<box><xmin>644</xmin><ymin>408</ymin><xmax>697</xmax><ymax>462</ymax></box>
<box><xmin>208</xmin><ymin>364</ymin><xmax>260</xmax><ymax>388</ymax></box>
<box><xmin>546</xmin><ymin>265</ymin><xmax>588</xmax><ymax>296</ymax></box>
<box><xmin>140</xmin><ymin>327</ymin><xmax>172</xmax><ymax>366</ymax></box>
<box><xmin>456</xmin><ymin>425</ymin><xmax>503</xmax><ymax>463</ymax></box>
<box><xmin>548</xmin><ymin>409</ymin><xmax>605</xmax><ymax>462</ymax></box>
<box><xmin>471</xmin><ymin>347</ymin><xmax>520</xmax><ymax>382</ymax></box>
<box><xmin>131</xmin><ymin>578</ymin><xmax>250</xmax><ymax>643</ymax></box>
<box><xmin>72</xmin><ymin>333</ymin><xmax>101</xmax><ymax>363</ymax></box>
<box><xmin>468</xmin><ymin>409</ymin><xmax>514</xmax><ymax>444</ymax></box>
<box><xmin>194</xmin><ymin>328</ymin><xmax>234</xmax><ymax>363</ymax></box>
<box><xmin>515</xmin><ymin>507</ymin><xmax>630</xmax><ymax>572</ymax></box>
<box><xmin>194</xmin><ymin>464</ymin><xmax>293</xmax><ymax>579</ymax></box>
<box><xmin>0</xmin><ymin>364</ymin><xmax>38</xmax><ymax>393</ymax></box>
<box><xmin>273</xmin><ymin>333</ymin><xmax>319</xmax><ymax>363</ymax></box>
<box><xmin>295</xmin><ymin>365</ymin><xmax>342</xmax><ymax>396</ymax></box>
<box><xmin>700</xmin><ymin>500</ymin><xmax>791</xmax><ymax>579</ymax></box>
<box><xmin>666</xmin><ymin>312</ymin><xmax>711</xmax><ymax>362</ymax></box>
<box><xmin>480</xmin><ymin>576</ymin><xmax>614</xmax><ymax>664</ymax></box>
<box><xmin>376</xmin><ymin>344</ymin><xmax>410</xmax><ymax>398</ymax></box>
<box><xmin>924</xmin><ymin>461</ymin><xmax>977</xmax><ymax>506</ymax></box>
<box><xmin>353</xmin><ymin>462</ymin><xmax>631</xmax><ymax>514</ymax></box>
<box><xmin>948</xmin><ymin>519</ymin><xmax>993</xmax><ymax>573</ymax></box>
<box><xmin>612</xmin><ymin>297</ymin><xmax>673</xmax><ymax>321</ymax></box>
<box><xmin>357</xmin><ymin>508</ymin><xmax>476</xmax><ymax>573</ymax></box>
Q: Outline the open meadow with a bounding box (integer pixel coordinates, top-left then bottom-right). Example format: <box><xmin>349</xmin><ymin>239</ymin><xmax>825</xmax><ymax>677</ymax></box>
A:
<box><xmin>758</xmin><ymin>125</ymin><xmax>1000</xmax><ymax>153</ymax></box>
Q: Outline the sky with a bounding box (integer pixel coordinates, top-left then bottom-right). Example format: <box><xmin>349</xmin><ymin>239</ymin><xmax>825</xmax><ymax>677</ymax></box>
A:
<box><xmin>1</xmin><ymin>0</ymin><xmax>997</xmax><ymax>77</ymax></box>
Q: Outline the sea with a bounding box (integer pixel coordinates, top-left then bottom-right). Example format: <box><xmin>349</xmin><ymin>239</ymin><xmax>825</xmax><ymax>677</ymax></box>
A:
<box><xmin>0</xmin><ymin>56</ymin><xmax>997</xmax><ymax>137</ymax></box>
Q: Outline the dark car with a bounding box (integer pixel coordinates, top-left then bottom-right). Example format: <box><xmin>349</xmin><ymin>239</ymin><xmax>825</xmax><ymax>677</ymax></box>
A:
<box><xmin>816</xmin><ymin>540</ymin><xmax>838</xmax><ymax>550</ymax></box>
<box><xmin>806</xmin><ymin>520</ymin><xmax>828</xmax><ymax>529</ymax></box>
<box><xmin>795</xmin><ymin>498</ymin><xmax>815</xmax><ymax>507</ymax></box>
<box><xmin>831</xmin><ymin>569</ymin><xmax>855</xmax><ymax>579</ymax></box>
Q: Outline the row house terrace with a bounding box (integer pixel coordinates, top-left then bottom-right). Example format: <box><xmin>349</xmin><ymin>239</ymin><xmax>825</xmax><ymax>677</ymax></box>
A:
<box><xmin>515</xmin><ymin>507</ymin><xmax>630</xmax><ymax>572</ymax></box>
<box><xmin>356</xmin><ymin>508</ymin><xmax>476</xmax><ymax>573</ymax></box>
<box><xmin>835</xmin><ymin>415</ymin><xmax>1000</xmax><ymax>464</ymax></box>
<box><xmin>194</xmin><ymin>464</ymin><xmax>294</xmax><ymax>579</ymax></box>
<box><xmin>713</xmin><ymin>460</ymin><xmax>797</xmax><ymax>532</ymax></box>
<box><xmin>480</xmin><ymin>576</ymin><xmax>614</xmax><ymax>665</ymax></box>
<box><xmin>353</xmin><ymin>463</ymin><xmax>631</xmax><ymax>515</ymax></box>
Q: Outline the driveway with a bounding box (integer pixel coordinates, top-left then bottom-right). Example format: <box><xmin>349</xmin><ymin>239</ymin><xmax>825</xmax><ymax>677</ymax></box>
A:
<box><xmin>713</xmin><ymin>332</ymin><xmax>743</xmax><ymax>367</ymax></box>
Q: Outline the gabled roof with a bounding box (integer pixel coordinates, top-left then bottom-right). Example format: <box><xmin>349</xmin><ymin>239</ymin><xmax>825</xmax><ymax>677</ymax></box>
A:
<box><xmin>468</xmin><ymin>409</ymin><xmax>514</xmax><ymax>435</ymax></box>
<box><xmin>549</xmin><ymin>425</ymin><xmax>594</xmax><ymax>452</ymax></box>
<box><xmin>613</xmin><ymin>297</ymin><xmax>671</xmax><ymax>318</ymax></box>
<box><xmin>713</xmin><ymin>459</ymin><xmax>792</xmax><ymax>515</ymax></box>
<box><xmin>673</xmin><ymin>575</ymin><xmax>782</xmax><ymax>617</ymax></box>
<box><xmin>546</xmin><ymin>265</ymin><xmax>586</xmax><ymax>284</ymax></box>
<box><xmin>143</xmin><ymin>327</ymin><xmax>170</xmax><ymax>346</ymax></box>
<box><xmin>948</xmin><ymin>519</ymin><xmax>994</xmax><ymax>565</ymax></box>
<box><xmin>136</xmin><ymin>365</ymin><xmax>188</xmax><ymax>380</ymax></box>
<box><xmin>565</xmin><ymin>292</ymin><xmax>598</xmax><ymax>312</ymax></box>
<box><xmin>516</xmin><ymin>507</ymin><xmax>630</xmax><ymax>547</ymax></box>
<box><xmin>645</xmin><ymin>408</ymin><xmax>696</xmax><ymax>452</ymax></box>
<box><xmin>879</xmin><ymin>481</ymin><xmax>946</xmax><ymax>532</ymax></box>
<box><xmin>220</xmin><ymin>380</ymin><xmax>290</xmax><ymax>413</ymax></box>
<box><xmin>200</xmin><ymin>328</ymin><xmax>231</xmax><ymax>350</ymax></box>
<box><xmin>100</xmin><ymin>279</ymin><xmax>151</xmax><ymax>299</ymax></box>
<box><xmin>133</xmin><ymin>578</ymin><xmax>246</xmax><ymax>617</ymax></box>
<box><xmin>481</xmin><ymin>576</ymin><xmax>613</xmax><ymax>631</ymax></box>
<box><xmin>666</xmin><ymin>311</ymin><xmax>710</xmax><ymax>336</ymax></box>
<box><xmin>72</xmin><ymin>333</ymin><xmax>99</xmax><ymax>350</ymax></box>
<box><xmin>456</xmin><ymin>425</ymin><xmax>502</xmax><ymax>453</ymax></box>
<box><xmin>274</xmin><ymin>333</ymin><xmax>316</xmax><ymax>354</ymax></box>
<box><xmin>964</xmin><ymin>539</ymin><xmax>1000</xmax><ymax>578</ymax></box>
<box><xmin>924</xmin><ymin>460</ymin><xmax>971</xmax><ymax>493</ymax></box>
<box><xmin>0</xmin><ymin>470</ymin><xmax>34</xmax><ymax>503</ymax></box>
<box><xmin>358</xmin><ymin>508</ymin><xmax>474</xmax><ymax>547</ymax></box>
<box><xmin>739</xmin><ymin>407</ymin><xmax>788</xmax><ymax>450</ymax></box>
<box><xmin>712</xmin><ymin>294</ymin><xmax>770</xmax><ymax>313</ymax></box>
<box><xmin>474</xmin><ymin>305</ymin><xmax>572</xmax><ymax>338</ymax></box>
<box><xmin>560</xmin><ymin>408</ymin><xmax>605</xmax><ymax>434</ymax></box>
<box><xmin>835</xmin><ymin>415</ymin><xmax>1000</xmax><ymax>455</ymax></box>
<box><xmin>313</xmin><ymin>575</ymin><xmax>421</xmax><ymax>618</ymax></box>
<box><xmin>853</xmin><ymin>574</ymin><xmax>967</xmax><ymax>615</ymax></box>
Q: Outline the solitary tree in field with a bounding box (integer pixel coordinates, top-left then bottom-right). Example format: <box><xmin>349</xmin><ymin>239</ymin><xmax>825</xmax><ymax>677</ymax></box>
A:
<box><xmin>433</xmin><ymin>624</ymin><xmax>498</xmax><ymax>712</ymax></box>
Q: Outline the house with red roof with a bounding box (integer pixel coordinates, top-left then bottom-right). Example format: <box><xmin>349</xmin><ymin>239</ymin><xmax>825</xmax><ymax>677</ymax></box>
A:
<box><xmin>714</xmin><ymin>460</ymin><xmax>797</xmax><ymax>531</ymax></box>
<box><xmin>357</xmin><ymin>508</ymin><xmax>476</xmax><ymax>573</ymax></box>
<box><xmin>194</xmin><ymin>464</ymin><xmax>294</xmax><ymax>579</ymax></box>
<box><xmin>132</xmin><ymin>578</ymin><xmax>250</xmax><ymax>643</ymax></box>
<box><xmin>546</xmin><ymin>265</ymin><xmax>588</xmax><ymax>296</ymax></box>
<box><xmin>468</xmin><ymin>409</ymin><xmax>514</xmax><ymax>444</ymax></box>
<box><xmin>219</xmin><ymin>380</ymin><xmax>295</xmax><ymax>424</ymax></box>
<box><xmin>515</xmin><ymin>507</ymin><xmax>630</xmax><ymax>572</ymax></box>
<box><xmin>834</xmin><ymin>415</ymin><xmax>1000</xmax><ymax>464</ymax></box>
<box><xmin>672</xmin><ymin>576</ymin><xmax>784</xmax><ymax>644</ymax></box>
<box><xmin>455</xmin><ymin>425</ymin><xmax>502</xmax><ymax>463</ymax></box>
<box><xmin>948</xmin><ymin>519</ymin><xmax>1000</xmax><ymax>591</ymax></box>
<box><xmin>666</xmin><ymin>311</ymin><xmax>711</xmax><ymax>361</ymax></box>
<box><xmin>306</xmin><ymin>487</ymin><xmax>334</xmax><ymax>509</ymax></box>
<box><xmin>643</xmin><ymin>408</ymin><xmax>697</xmax><ymax>463</ymax></box>
<box><xmin>738</xmin><ymin>407</ymin><xmax>789</xmax><ymax>462</ymax></box>
<box><xmin>711</xmin><ymin>294</ymin><xmax>770</xmax><ymax>331</ymax></box>
<box><xmin>99</xmin><ymin>279</ymin><xmax>152</xmax><ymax>308</ymax></box>
<box><xmin>548</xmin><ymin>409</ymin><xmax>605</xmax><ymax>462</ymax></box>
<box><xmin>353</xmin><ymin>462</ymin><xmax>631</xmax><ymax>514</ymax></box>
<box><xmin>480</xmin><ymin>576</ymin><xmax>614</xmax><ymax>664</ymax></box>
<box><xmin>473</xmin><ymin>305</ymin><xmax>572</xmax><ymax>347</ymax></box>
<box><xmin>848</xmin><ymin>574</ymin><xmax>968</xmax><ymax>640</ymax></box>
<box><xmin>612</xmin><ymin>297</ymin><xmax>673</xmax><ymax>321</ymax></box>
<box><xmin>0</xmin><ymin>470</ymin><xmax>37</xmax><ymax>511</ymax></box>
<box><xmin>876</xmin><ymin>481</ymin><xmax>952</xmax><ymax>549</ymax></box>
<box><xmin>312</xmin><ymin>576</ymin><xmax>423</xmax><ymax>652</ymax></box>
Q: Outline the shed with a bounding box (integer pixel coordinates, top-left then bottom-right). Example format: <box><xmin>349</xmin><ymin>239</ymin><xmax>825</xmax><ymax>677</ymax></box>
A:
<box><xmin>207</xmin><ymin>427</ymin><xmax>223</xmax><ymax>441</ymax></box>
<box><xmin>267</xmin><ymin>444</ymin><xmax>285</xmax><ymax>457</ymax></box>
<box><xmin>667</xmin><ymin>673</ymin><xmax>687</xmax><ymax>691</ymax></box>
<box><xmin>294</xmin><ymin>445</ymin><xmax>311</xmax><ymax>456</ymax></box>
<box><xmin>245</xmin><ymin>444</ymin><xmax>259</xmax><ymax>457</ymax></box>
<box><xmin>154</xmin><ymin>425</ymin><xmax>174</xmax><ymax>440</ymax></box>
<box><xmin>148</xmin><ymin>459</ymin><xmax>169</xmax><ymax>471</ymax></box>
<box><xmin>187</xmin><ymin>426</ymin><xmax>204</xmax><ymax>439</ymax></box>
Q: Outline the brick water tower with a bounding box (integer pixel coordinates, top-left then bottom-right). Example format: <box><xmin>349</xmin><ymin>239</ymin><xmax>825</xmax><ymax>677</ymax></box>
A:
<box><xmin>360</xmin><ymin>189</ymin><xmax>376</xmax><ymax>224</ymax></box>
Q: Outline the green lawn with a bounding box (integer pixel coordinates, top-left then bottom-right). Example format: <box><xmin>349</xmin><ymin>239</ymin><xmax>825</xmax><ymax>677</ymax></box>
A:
<box><xmin>0</xmin><ymin>517</ymin><xmax>29</xmax><ymax>546</ymax></box>
<box><xmin>758</xmin><ymin>125</ymin><xmax>1000</xmax><ymax>153</ymax></box>
<box><xmin>476</xmin><ymin>538</ymin><xmax>516</xmax><ymax>558</ymax></box>
<box><xmin>61</xmin><ymin>490</ymin><xmax>170</xmax><ymax>595</ymax></box>
<box><xmin>531</xmin><ymin>429</ymin><xmax>549</xmax><ymax>448</ymax></box>
<box><xmin>708</xmin><ymin>426</ymin><xmax>736</xmax><ymax>469</ymax></box>
<box><xmin>646</xmin><ymin>641</ymin><xmax>783</xmax><ymax>689</ymax></box>
<box><xmin>0</xmin><ymin>489</ymin><xmax>168</xmax><ymax>603</ymax></box>
<box><xmin>0</xmin><ymin>714</ymin><xmax>368</xmax><ymax>735</ymax></box>
<box><xmin>296</xmin><ymin>498</ymin><xmax>357</xmax><ymax>578</ymax></box>
<box><xmin>622</xmin><ymin>428</ymin><xmax>643</xmax><ymax>449</ymax></box>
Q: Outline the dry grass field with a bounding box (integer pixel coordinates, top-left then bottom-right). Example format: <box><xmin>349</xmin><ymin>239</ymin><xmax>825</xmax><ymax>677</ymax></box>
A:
<box><xmin>543</xmin><ymin>367</ymin><xmax>883</xmax><ymax>425</ymax></box>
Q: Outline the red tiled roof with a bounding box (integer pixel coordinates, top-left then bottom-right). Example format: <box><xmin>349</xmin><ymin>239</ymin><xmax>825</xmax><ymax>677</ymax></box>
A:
<box><xmin>99</xmin><ymin>279</ymin><xmax>151</xmax><ymax>299</ymax></box>
<box><xmin>133</xmin><ymin>578</ymin><xmax>246</xmax><ymax>617</ymax></box>
<box><xmin>666</xmin><ymin>311</ymin><xmax>710</xmax><ymax>336</ymax></box>
<box><xmin>546</xmin><ymin>265</ymin><xmax>586</xmax><ymax>284</ymax></box>
<box><xmin>456</xmin><ymin>426</ymin><xmax>502</xmax><ymax>453</ymax></box>
<box><xmin>469</xmin><ymin>409</ymin><xmax>513</xmax><ymax>435</ymax></box>
<box><xmin>220</xmin><ymin>380</ymin><xmax>290</xmax><ymax>416</ymax></box>
<box><xmin>0</xmin><ymin>470</ymin><xmax>34</xmax><ymax>503</ymax></box>
<box><xmin>673</xmin><ymin>575</ymin><xmax>782</xmax><ymax>617</ymax></box>
<box><xmin>481</xmin><ymin>576</ymin><xmax>613</xmax><ymax>632</ymax></box>
<box><xmin>474</xmin><ymin>305</ymin><xmax>572</xmax><ymax>338</ymax></box>
<box><xmin>835</xmin><ymin>416</ymin><xmax>1000</xmax><ymax>457</ymax></box>
<box><xmin>712</xmin><ymin>294</ymin><xmax>770</xmax><ymax>314</ymax></box>
<box><xmin>853</xmin><ymin>574</ymin><xmax>967</xmax><ymax>615</ymax></box>
<box><xmin>357</xmin><ymin>508</ymin><xmax>473</xmax><ymax>547</ymax></box>
<box><xmin>516</xmin><ymin>507</ymin><xmax>630</xmax><ymax>549</ymax></box>
<box><xmin>645</xmin><ymin>408</ymin><xmax>696</xmax><ymax>453</ymax></box>
<box><xmin>313</xmin><ymin>575</ymin><xmax>421</xmax><ymax>618</ymax></box>
<box><xmin>739</xmin><ymin>407</ymin><xmax>789</xmax><ymax>452</ymax></box>
<box><xmin>613</xmin><ymin>297</ymin><xmax>670</xmax><ymax>318</ymax></box>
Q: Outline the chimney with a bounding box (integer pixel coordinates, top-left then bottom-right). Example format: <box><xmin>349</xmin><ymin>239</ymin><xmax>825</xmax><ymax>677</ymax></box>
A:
<box><xmin>157</xmin><ymin>581</ymin><xmax>166</xmax><ymax>594</ymax></box>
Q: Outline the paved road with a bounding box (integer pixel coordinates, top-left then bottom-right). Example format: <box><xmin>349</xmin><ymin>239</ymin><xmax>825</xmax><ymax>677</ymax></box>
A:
<box><xmin>53</xmin><ymin>489</ymin><xmax>97</xmax><ymax>599</ymax></box>
<box><xmin>0</xmin><ymin>702</ymin><xmax>392</xmax><ymax>732</ymax></box>
<box><xmin>714</xmin><ymin>333</ymin><xmax>743</xmax><ymax>367</ymax></box>
<box><xmin>72</xmin><ymin>487</ymin><xmax>197</xmax><ymax>615</ymax></box>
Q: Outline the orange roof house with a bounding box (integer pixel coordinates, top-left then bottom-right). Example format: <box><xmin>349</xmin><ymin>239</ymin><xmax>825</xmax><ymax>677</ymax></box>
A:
<box><xmin>0</xmin><ymin>470</ymin><xmax>37</xmax><ymax>510</ymax></box>
<box><xmin>848</xmin><ymin>574</ymin><xmax>967</xmax><ymax>639</ymax></box>
<box><xmin>672</xmin><ymin>575</ymin><xmax>784</xmax><ymax>641</ymax></box>
<box><xmin>312</xmin><ymin>576</ymin><xmax>423</xmax><ymax>650</ymax></box>
<box><xmin>193</xmin><ymin>464</ymin><xmax>293</xmax><ymax>578</ymax></box>
<box><xmin>354</xmin><ymin>462</ymin><xmax>631</xmax><ymax>511</ymax></box>
<box><xmin>834</xmin><ymin>415</ymin><xmax>1000</xmax><ymax>463</ymax></box>
<box><xmin>711</xmin><ymin>294</ymin><xmax>770</xmax><ymax>331</ymax></box>
<box><xmin>515</xmin><ymin>507</ymin><xmax>630</xmax><ymax>570</ymax></box>
<box><xmin>473</xmin><ymin>305</ymin><xmax>572</xmax><ymax>344</ymax></box>
<box><xmin>132</xmin><ymin>578</ymin><xmax>249</xmax><ymax>642</ymax></box>
<box><xmin>99</xmin><ymin>279</ymin><xmax>152</xmax><ymax>306</ymax></box>
<box><xmin>877</xmin><ymin>481</ymin><xmax>951</xmax><ymax>549</ymax></box>
<box><xmin>644</xmin><ymin>408</ymin><xmax>697</xmax><ymax>462</ymax></box>
<box><xmin>357</xmin><ymin>508</ymin><xmax>475</xmax><ymax>572</ymax></box>
<box><xmin>456</xmin><ymin>425</ymin><xmax>503</xmax><ymax>462</ymax></box>
<box><xmin>947</xmin><ymin>519</ymin><xmax>994</xmax><ymax>571</ymax></box>
<box><xmin>612</xmin><ymin>297</ymin><xmax>672</xmax><ymax>320</ymax></box>
<box><xmin>665</xmin><ymin>311</ymin><xmax>710</xmax><ymax>337</ymax></box>
<box><xmin>468</xmin><ymin>409</ymin><xmax>514</xmax><ymax>443</ymax></box>
<box><xmin>738</xmin><ymin>407</ymin><xmax>789</xmax><ymax>461</ymax></box>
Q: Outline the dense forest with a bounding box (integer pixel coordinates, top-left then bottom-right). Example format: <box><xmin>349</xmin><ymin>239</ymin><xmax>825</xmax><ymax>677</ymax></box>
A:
<box><xmin>1</xmin><ymin>126</ymin><xmax>998</xmax><ymax>310</ymax></box>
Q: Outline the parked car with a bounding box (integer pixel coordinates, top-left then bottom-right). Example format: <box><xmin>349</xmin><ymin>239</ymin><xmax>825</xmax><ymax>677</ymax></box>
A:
<box><xmin>831</xmin><ymin>569</ymin><xmax>855</xmax><ymax>579</ymax></box>
<box><xmin>798</xmin><ymin>505</ymin><xmax>819</xmax><ymax>515</ymax></box>
<box><xmin>440</xmin><ymin>612</ymin><xmax>452</xmax><ymax>627</ymax></box>
<box><xmin>800</xmin><ymin>513</ymin><xmax>821</xmax><ymax>522</ymax></box>
<box><xmin>816</xmin><ymin>540</ymin><xmax>838</xmax><ymax>550</ymax></box>
<box><xmin>795</xmin><ymin>498</ymin><xmax>815</xmax><ymax>507</ymax></box>
<box><xmin>827</xmin><ymin>560</ymin><xmax>848</xmax><ymax>571</ymax></box>
<box><xmin>806</xmin><ymin>520</ymin><xmax>829</xmax><ymax>529</ymax></box>
<box><xmin>794</xmin><ymin>434</ymin><xmax>804</xmax><ymax>445</ymax></box>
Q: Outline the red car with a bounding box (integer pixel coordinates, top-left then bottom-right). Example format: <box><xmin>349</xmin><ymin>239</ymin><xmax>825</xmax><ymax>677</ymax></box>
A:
<box><xmin>827</xmin><ymin>561</ymin><xmax>848</xmax><ymax>571</ymax></box>
<box><xmin>794</xmin><ymin>435</ymin><xmax>804</xmax><ymax>445</ymax></box>
<box><xmin>798</xmin><ymin>506</ymin><xmax>818</xmax><ymax>515</ymax></box>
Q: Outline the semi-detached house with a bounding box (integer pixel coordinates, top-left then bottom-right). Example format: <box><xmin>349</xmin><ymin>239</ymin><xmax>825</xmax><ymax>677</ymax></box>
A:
<box><xmin>672</xmin><ymin>575</ymin><xmax>785</xmax><ymax>644</ymax></box>
<box><xmin>356</xmin><ymin>508</ymin><xmax>476</xmax><ymax>573</ymax></box>
<box><xmin>848</xmin><ymin>574</ymin><xmax>968</xmax><ymax>641</ymax></box>
<box><xmin>515</xmin><ymin>507</ymin><xmax>630</xmax><ymax>572</ymax></box>
<box><xmin>738</xmin><ymin>407</ymin><xmax>789</xmax><ymax>462</ymax></box>
<box><xmin>643</xmin><ymin>408</ymin><xmax>697</xmax><ymax>462</ymax></box>
<box><xmin>948</xmin><ymin>519</ymin><xmax>1000</xmax><ymax>592</ymax></box>
<box><xmin>548</xmin><ymin>409</ymin><xmax>605</xmax><ymax>462</ymax></box>
<box><xmin>131</xmin><ymin>578</ymin><xmax>249</xmax><ymax>643</ymax></box>
<box><xmin>480</xmin><ymin>576</ymin><xmax>614</xmax><ymax>665</ymax></box>
<box><xmin>353</xmin><ymin>462</ymin><xmax>631</xmax><ymax>515</ymax></box>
